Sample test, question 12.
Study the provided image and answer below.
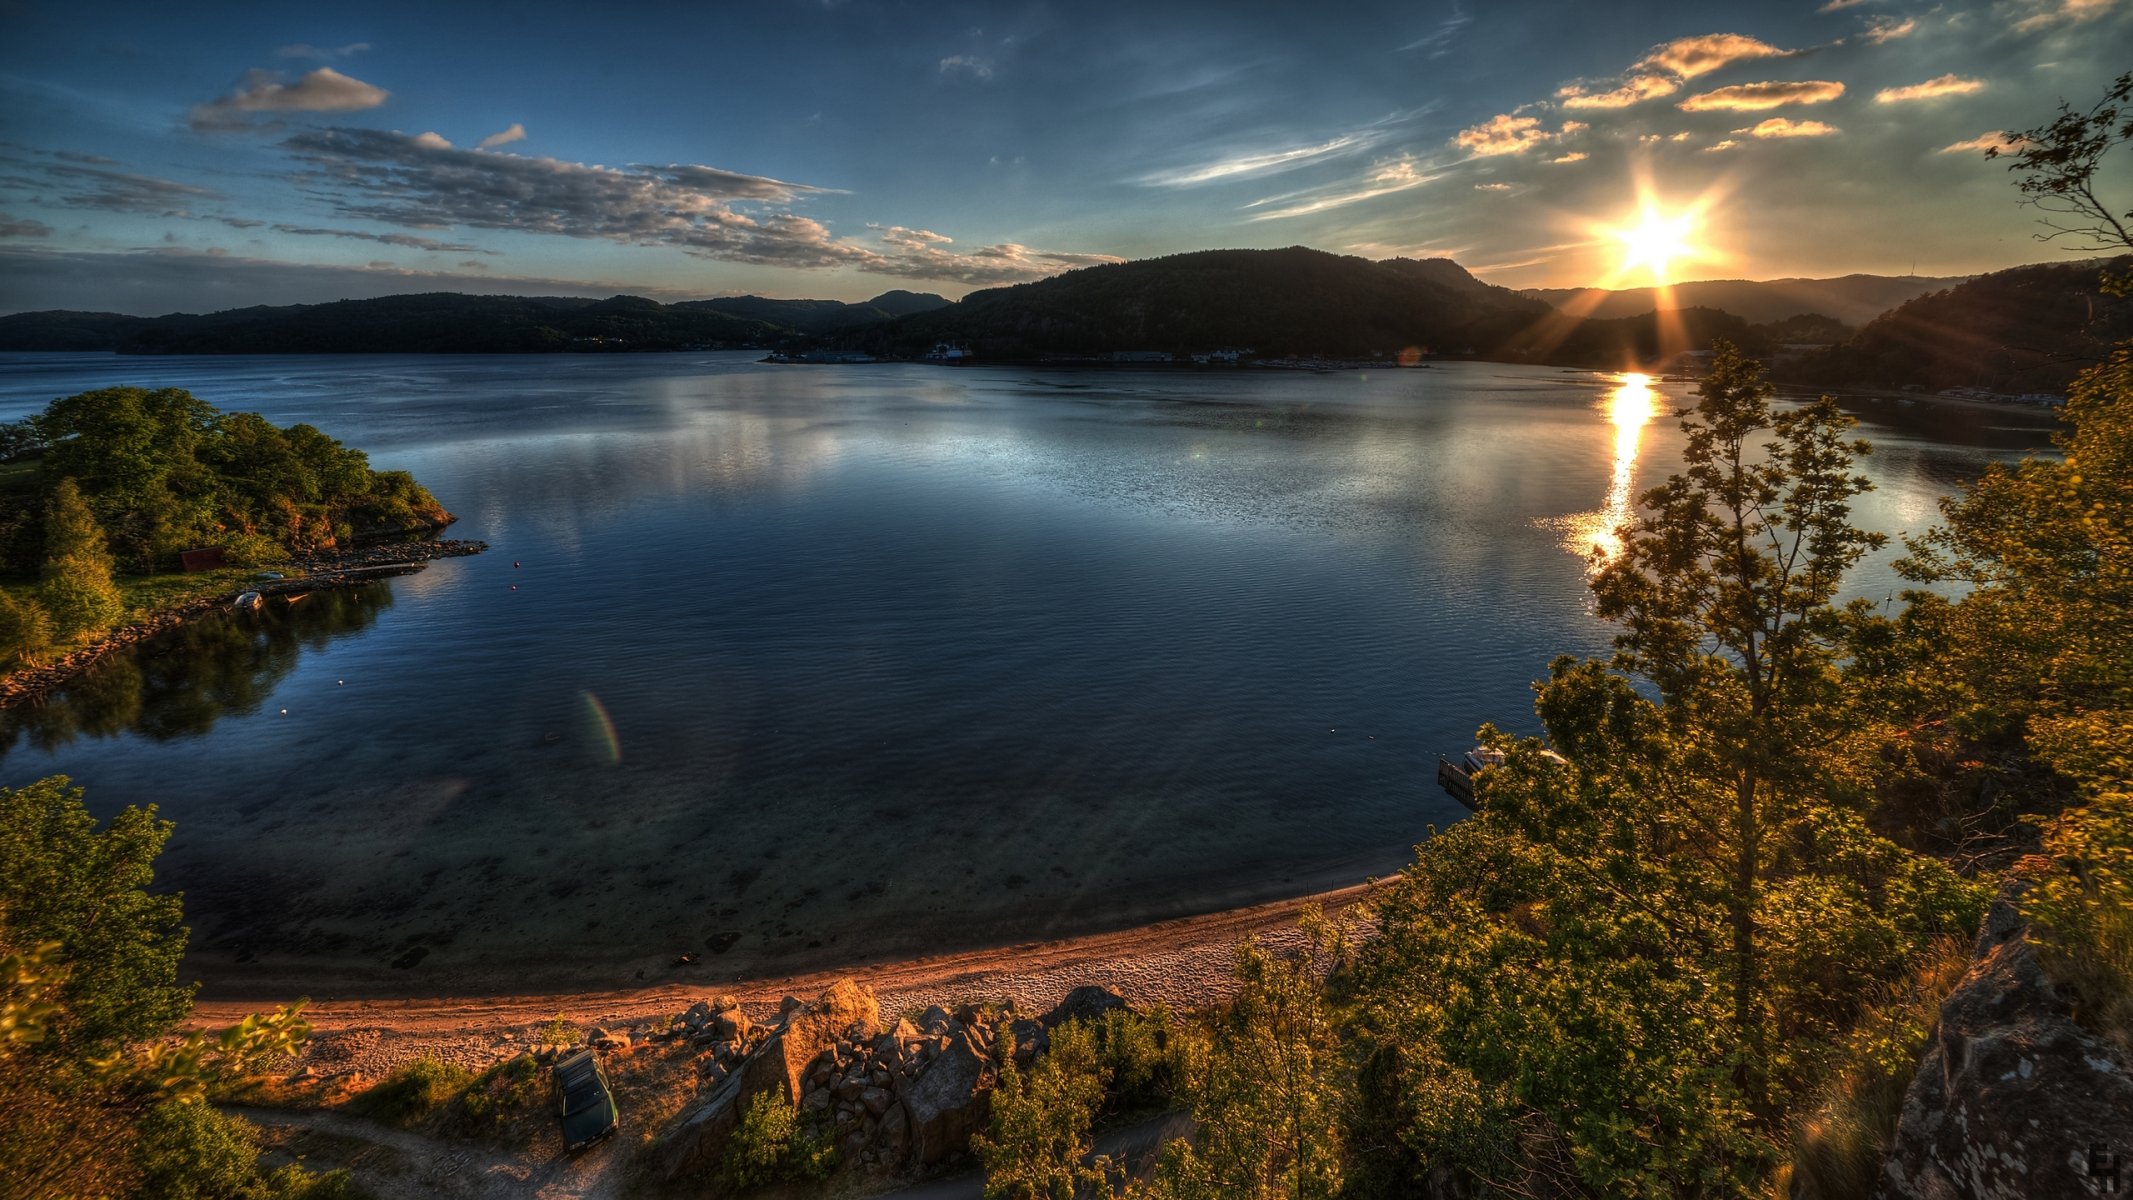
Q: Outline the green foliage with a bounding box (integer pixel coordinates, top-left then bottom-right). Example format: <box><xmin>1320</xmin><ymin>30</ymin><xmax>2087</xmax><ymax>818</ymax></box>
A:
<box><xmin>975</xmin><ymin>1018</ymin><xmax>1119</xmax><ymax>1200</ymax></box>
<box><xmin>538</xmin><ymin>1011</ymin><xmax>579</xmax><ymax>1049</ymax></box>
<box><xmin>36</xmin><ymin>477</ymin><xmax>123</xmax><ymax>637</ymax></box>
<box><xmin>451</xmin><ymin>1053</ymin><xmax>544</xmax><ymax>1133</ymax></box>
<box><xmin>0</xmin><ymin>775</ymin><xmax>191</xmax><ymax>1050</ymax></box>
<box><xmin>0</xmin><ymin>587</ymin><xmax>54</xmax><ymax>666</ymax></box>
<box><xmin>1138</xmin><ymin>914</ymin><xmax>1348</xmax><ymax>1200</ymax></box>
<box><xmin>343</xmin><ymin>1056</ymin><xmax>474</xmax><ymax>1126</ymax></box>
<box><xmin>1990</xmin><ymin>70</ymin><xmax>2133</xmax><ymax>268</ymax></box>
<box><xmin>2</xmin><ymin>387</ymin><xmax>449</xmax><ymax>577</ymax></box>
<box><xmin>132</xmin><ymin>1099</ymin><xmax>263</xmax><ymax>1200</ymax></box>
<box><xmin>1090</xmin><ymin>1006</ymin><xmax>1184</xmax><ymax>1113</ymax></box>
<box><xmin>720</xmin><ymin>1089</ymin><xmax>838</xmax><ymax>1191</ymax></box>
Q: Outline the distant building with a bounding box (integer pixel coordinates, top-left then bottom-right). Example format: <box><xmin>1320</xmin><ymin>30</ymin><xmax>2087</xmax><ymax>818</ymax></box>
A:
<box><xmin>1111</xmin><ymin>350</ymin><xmax>1173</xmax><ymax>363</ymax></box>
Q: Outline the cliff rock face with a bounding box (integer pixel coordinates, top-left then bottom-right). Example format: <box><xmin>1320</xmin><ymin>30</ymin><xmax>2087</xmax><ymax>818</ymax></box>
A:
<box><xmin>1880</xmin><ymin>888</ymin><xmax>2133</xmax><ymax>1199</ymax></box>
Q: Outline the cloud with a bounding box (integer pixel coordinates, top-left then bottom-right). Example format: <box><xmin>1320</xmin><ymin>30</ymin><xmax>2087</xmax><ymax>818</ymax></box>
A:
<box><xmin>457</xmin><ymin>259</ymin><xmax>488</xmax><ymax>270</ymax></box>
<box><xmin>190</xmin><ymin>67</ymin><xmax>390</xmax><ymax>130</ymax></box>
<box><xmin>1875</xmin><ymin>74</ymin><xmax>1987</xmax><ymax>102</ymax></box>
<box><xmin>1635</xmin><ymin>33</ymin><xmax>1791</xmax><ymax>79</ymax></box>
<box><xmin>1550</xmin><ymin>151</ymin><xmax>1589</xmax><ymax>163</ymax></box>
<box><xmin>275</xmin><ymin>42</ymin><xmax>371</xmax><ymax>60</ymax></box>
<box><xmin>211</xmin><ymin>215</ymin><xmax>266</xmax><ymax>229</ymax></box>
<box><xmin>0</xmin><ymin>159</ymin><xmax>222</xmax><ymax>215</ymax></box>
<box><xmin>1680</xmin><ymin>80</ymin><xmax>1845</xmax><ymax>111</ymax></box>
<box><xmin>1473</xmin><ymin>181</ymin><xmax>1515</xmax><ymax>191</ymax></box>
<box><xmin>1453</xmin><ymin>113</ymin><xmax>1574</xmax><ymax>157</ymax></box>
<box><xmin>863</xmin><ymin>225</ymin><xmax>1119</xmax><ymax>284</ymax></box>
<box><xmin>1736</xmin><ymin>118</ymin><xmax>1840</xmax><ymax>138</ymax></box>
<box><xmin>1819</xmin><ymin>0</ymin><xmax>1870</xmax><ymax>9</ymax></box>
<box><xmin>270</xmin><ymin>223</ymin><xmax>494</xmax><ymax>253</ymax></box>
<box><xmin>1400</xmin><ymin>7</ymin><xmax>1471</xmax><ymax>52</ymax></box>
<box><xmin>1141</xmin><ymin>132</ymin><xmax>1374</xmax><ymax>187</ymax></box>
<box><xmin>477</xmin><ymin>123</ymin><xmax>527</xmax><ymax>150</ymax></box>
<box><xmin>0</xmin><ymin>213</ymin><xmax>53</xmax><ymax>238</ymax></box>
<box><xmin>1559</xmin><ymin>74</ymin><xmax>1680</xmax><ymax>109</ymax></box>
<box><xmin>1552</xmin><ymin>32</ymin><xmax>1793</xmax><ymax>112</ymax></box>
<box><xmin>1246</xmin><ymin>156</ymin><xmax>1440</xmax><ymax>220</ymax></box>
<box><xmin>2012</xmin><ymin>0</ymin><xmax>2120</xmax><ymax>33</ymax></box>
<box><xmin>410</xmin><ymin>131</ymin><xmax>453</xmax><ymax>150</ymax></box>
<box><xmin>1941</xmin><ymin>131</ymin><xmax>2029</xmax><ymax>153</ymax></box>
<box><xmin>938</xmin><ymin>55</ymin><xmax>993</xmax><ymax>80</ymax></box>
<box><xmin>1637</xmin><ymin>131</ymin><xmax>1695</xmax><ymax>143</ymax></box>
<box><xmin>1706</xmin><ymin>139</ymin><xmax>1740</xmax><ymax>152</ymax></box>
<box><xmin>1861</xmin><ymin>15</ymin><xmax>1917</xmax><ymax>42</ymax></box>
<box><xmin>276</xmin><ymin>127</ymin><xmax>1103</xmax><ymax>285</ymax></box>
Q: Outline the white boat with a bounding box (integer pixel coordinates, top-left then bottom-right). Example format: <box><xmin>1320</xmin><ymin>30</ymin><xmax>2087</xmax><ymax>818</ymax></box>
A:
<box><xmin>1437</xmin><ymin>745</ymin><xmax>1569</xmax><ymax>808</ymax></box>
<box><xmin>924</xmin><ymin>342</ymin><xmax>972</xmax><ymax>365</ymax></box>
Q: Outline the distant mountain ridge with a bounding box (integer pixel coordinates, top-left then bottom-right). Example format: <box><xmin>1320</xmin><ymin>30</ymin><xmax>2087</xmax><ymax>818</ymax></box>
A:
<box><xmin>1786</xmin><ymin>257</ymin><xmax>2132</xmax><ymax>394</ymax></box>
<box><xmin>0</xmin><ymin>289</ymin><xmax>951</xmax><ymax>353</ymax></box>
<box><xmin>849</xmin><ymin>247</ymin><xmax>1553</xmax><ymax>359</ymax></box>
<box><xmin>1524</xmin><ymin>274</ymin><xmax>1971</xmax><ymax>327</ymax></box>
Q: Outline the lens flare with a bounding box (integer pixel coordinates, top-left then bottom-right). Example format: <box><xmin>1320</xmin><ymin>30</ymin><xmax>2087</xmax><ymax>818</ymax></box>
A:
<box><xmin>580</xmin><ymin>690</ymin><xmax>621</xmax><ymax>765</ymax></box>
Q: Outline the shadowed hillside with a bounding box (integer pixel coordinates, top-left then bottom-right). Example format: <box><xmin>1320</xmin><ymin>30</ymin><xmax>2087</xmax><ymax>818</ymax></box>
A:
<box><xmin>1525</xmin><ymin>273</ymin><xmax>1969</xmax><ymax>326</ymax></box>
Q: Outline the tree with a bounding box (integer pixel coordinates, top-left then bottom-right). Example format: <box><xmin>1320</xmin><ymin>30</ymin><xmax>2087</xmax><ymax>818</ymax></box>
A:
<box><xmin>1587</xmin><ymin>342</ymin><xmax>1887</xmax><ymax>1105</ymax></box>
<box><xmin>37</xmin><ymin>477</ymin><xmax>124</xmax><ymax>639</ymax></box>
<box><xmin>1989</xmin><ymin>70</ymin><xmax>2133</xmax><ymax>291</ymax></box>
<box><xmin>1139</xmin><ymin>912</ymin><xmax>1349</xmax><ymax>1200</ymax></box>
<box><xmin>0</xmin><ymin>776</ymin><xmax>313</xmax><ymax>1200</ymax></box>
<box><xmin>974</xmin><ymin>1018</ymin><xmax>1120</xmax><ymax>1200</ymax></box>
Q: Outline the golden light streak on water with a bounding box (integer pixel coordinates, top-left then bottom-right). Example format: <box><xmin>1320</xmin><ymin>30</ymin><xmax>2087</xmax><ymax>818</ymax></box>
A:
<box><xmin>1549</xmin><ymin>372</ymin><xmax>1661</xmax><ymax>571</ymax></box>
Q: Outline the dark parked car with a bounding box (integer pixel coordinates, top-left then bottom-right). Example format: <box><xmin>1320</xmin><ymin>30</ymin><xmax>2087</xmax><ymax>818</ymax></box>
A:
<box><xmin>553</xmin><ymin>1048</ymin><xmax>620</xmax><ymax>1151</ymax></box>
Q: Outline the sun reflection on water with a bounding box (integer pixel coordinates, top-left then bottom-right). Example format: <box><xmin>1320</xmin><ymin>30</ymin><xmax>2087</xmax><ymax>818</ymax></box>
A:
<box><xmin>1549</xmin><ymin>372</ymin><xmax>1662</xmax><ymax>571</ymax></box>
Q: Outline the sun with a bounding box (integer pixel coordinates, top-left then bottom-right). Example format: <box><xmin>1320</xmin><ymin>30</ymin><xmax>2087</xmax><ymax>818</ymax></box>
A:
<box><xmin>1611</xmin><ymin>203</ymin><xmax>1699</xmax><ymax>285</ymax></box>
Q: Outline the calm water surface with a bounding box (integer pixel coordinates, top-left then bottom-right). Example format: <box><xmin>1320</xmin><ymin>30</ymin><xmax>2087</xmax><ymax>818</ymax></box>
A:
<box><xmin>0</xmin><ymin>353</ymin><xmax>2057</xmax><ymax>995</ymax></box>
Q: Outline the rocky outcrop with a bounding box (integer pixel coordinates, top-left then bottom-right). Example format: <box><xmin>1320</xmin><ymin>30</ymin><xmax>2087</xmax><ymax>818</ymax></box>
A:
<box><xmin>1880</xmin><ymin>881</ymin><xmax>2133</xmax><ymax>1199</ymax></box>
<box><xmin>1041</xmin><ymin>984</ymin><xmax>1129</xmax><ymax>1030</ymax></box>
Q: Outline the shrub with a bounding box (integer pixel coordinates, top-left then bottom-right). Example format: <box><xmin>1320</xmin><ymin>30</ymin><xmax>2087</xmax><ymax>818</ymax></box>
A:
<box><xmin>720</xmin><ymin>1090</ymin><xmax>838</xmax><ymax>1191</ymax></box>
<box><xmin>343</xmin><ymin>1056</ymin><xmax>473</xmax><ymax>1126</ymax></box>
<box><xmin>131</xmin><ymin>1099</ymin><xmax>261</xmax><ymax>1200</ymax></box>
<box><xmin>975</xmin><ymin>1018</ymin><xmax>1118</xmax><ymax>1200</ymax></box>
<box><xmin>0</xmin><ymin>590</ymin><xmax>53</xmax><ymax>666</ymax></box>
<box><xmin>1091</xmin><ymin>1006</ymin><xmax>1184</xmax><ymax>1113</ymax></box>
<box><xmin>451</xmin><ymin>1054</ymin><xmax>543</xmax><ymax>1134</ymax></box>
<box><xmin>537</xmin><ymin>1012</ymin><xmax>578</xmax><ymax>1050</ymax></box>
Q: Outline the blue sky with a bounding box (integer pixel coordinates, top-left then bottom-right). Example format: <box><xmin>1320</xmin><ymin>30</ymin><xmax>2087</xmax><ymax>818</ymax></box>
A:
<box><xmin>1</xmin><ymin>0</ymin><xmax>2128</xmax><ymax>314</ymax></box>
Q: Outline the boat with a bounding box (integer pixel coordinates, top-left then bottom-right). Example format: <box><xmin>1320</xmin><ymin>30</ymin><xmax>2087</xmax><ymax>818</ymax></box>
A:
<box><xmin>924</xmin><ymin>342</ymin><xmax>972</xmax><ymax>365</ymax></box>
<box><xmin>1437</xmin><ymin>745</ymin><xmax>1570</xmax><ymax>808</ymax></box>
<box><xmin>1437</xmin><ymin>746</ymin><xmax>1504</xmax><ymax>808</ymax></box>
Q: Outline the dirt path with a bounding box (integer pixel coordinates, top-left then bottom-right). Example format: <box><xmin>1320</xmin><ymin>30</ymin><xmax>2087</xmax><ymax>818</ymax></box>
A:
<box><xmin>196</xmin><ymin>879</ymin><xmax>1382</xmax><ymax>1078</ymax></box>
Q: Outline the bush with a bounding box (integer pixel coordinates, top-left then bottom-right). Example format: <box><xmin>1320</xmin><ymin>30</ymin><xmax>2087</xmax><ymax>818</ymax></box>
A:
<box><xmin>450</xmin><ymin>1054</ymin><xmax>543</xmax><ymax>1134</ymax></box>
<box><xmin>132</xmin><ymin>1100</ymin><xmax>260</xmax><ymax>1200</ymax></box>
<box><xmin>0</xmin><ymin>590</ymin><xmax>53</xmax><ymax>666</ymax></box>
<box><xmin>720</xmin><ymin>1090</ymin><xmax>838</xmax><ymax>1191</ymax></box>
<box><xmin>260</xmin><ymin>1165</ymin><xmax>373</xmax><ymax>1200</ymax></box>
<box><xmin>976</xmin><ymin>1018</ymin><xmax>1118</xmax><ymax>1200</ymax></box>
<box><xmin>1091</xmin><ymin>1007</ymin><xmax>1184</xmax><ymax>1113</ymax></box>
<box><xmin>343</xmin><ymin>1056</ymin><xmax>473</xmax><ymax>1126</ymax></box>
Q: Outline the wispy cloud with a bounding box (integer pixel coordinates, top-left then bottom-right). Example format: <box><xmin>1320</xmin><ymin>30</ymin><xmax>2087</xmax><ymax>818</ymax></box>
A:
<box><xmin>1818</xmin><ymin>0</ymin><xmax>1870</xmax><ymax>10</ymax></box>
<box><xmin>1550</xmin><ymin>151</ymin><xmax>1588</xmax><ymax>163</ymax></box>
<box><xmin>1680</xmin><ymin>80</ymin><xmax>1845</xmax><ymax>111</ymax></box>
<box><xmin>1735</xmin><ymin>117</ymin><xmax>1840</xmax><ymax>138</ymax></box>
<box><xmin>1400</xmin><ymin>4</ymin><xmax>1471</xmax><ymax>53</ymax></box>
<box><xmin>274</xmin><ymin>42</ymin><xmax>371</xmax><ymax>61</ymax></box>
<box><xmin>1140</xmin><ymin>131</ymin><xmax>1376</xmax><ymax>187</ymax></box>
<box><xmin>0</xmin><ymin>213</ymin><xmax>53</xmax><ymax>239</ymax></box>
<box><xmin>191</xmin><ymin>67</ymin><xmax>390</xmax><ymax>130</ymax></box>
<box><xmin>477</xmin><ymin>123</ymin><xmax>526</xmax><ymax>150</ymax></box>
<box><xmin>1861</xmin><ymin>15</ymin><xmax>1917</xmax><ymax>42</ymax></box>
<box><xmin>0</xmin><ymin>154</ymin><xmax>222</xmax><ymax>215</ymax></box>
<box><xmin>270</xmin><ymin>223</ymin><xmax>495</xmax><ymax>253</ymax></box>
<box><xmin>1875</xmin><ymin>74</ymin><xmax>1986</xmax><ymax>102</ymax></box>
<box><xmin>1560</xmin><ymin>74</ymin><xmax>1679</xmax><ymax>109</ymax></box>
<box><xmin>1245</xmin><ymin>156</ymin><xmax>1440</xmax><ymax>220</ymax></box>
<box><xmin>1706</xmin><ymin>139</ymin><xmax>1740</xmax><ymax>152</ymax></box>
<box><xmin>937</xmin><ymin>55</ymin><xmax>994</xmax><ymax>80</ymax></box>
<box><xmin>1452</xmin><ymin>113</ymin><xmax>1584</xmax><ymax>157</ymax></box>
<box><xmin>2011</xmin><ymin>0</ymin><xmax>2120</xmax><ymax>33</ymax></box>
<box><xmin>1941</xmin><ymin>131</ymin><xmax>2029</xmax><ymax>153</ymax></box>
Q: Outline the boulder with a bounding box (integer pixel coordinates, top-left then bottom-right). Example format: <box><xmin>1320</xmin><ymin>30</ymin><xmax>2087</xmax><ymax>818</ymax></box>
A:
<box><xmin>1880</xmin><ymin>885</ymin><xmax>2133</xmax><ymax>1199</ymax></box>
<box><xmin>1041</xmin><ymin>984</ymin><xmax>1129</xmax><ymax>1030</ymax></box>
<box><xmin>656</xmin><ymin>979</ymin><xmax>882</xmax><ymax>1180</ymax></box>
<box><xmin>681</xmin><ymin>1000</ymin><xmax>714</xmax><ymax>1029</ymax></box>
<box><xmin>1005</xmin><ymin>1018</ymin><xmax>1048</xmax><ymax>1066</ymax></box>
<box><xmin>919</xmin><ymin>1005</ymin><xmax>953</xmax><ymax>1034</ymax></box>
<box><xmin>713</xmin><ymin>1009</ymin><xmax>752</xmax><ymax>1041</ymax></box>
<box><xmin>897</xmin><ymin>1027</ymin><xmax>996</xmax><ymax>1166</ymax></box>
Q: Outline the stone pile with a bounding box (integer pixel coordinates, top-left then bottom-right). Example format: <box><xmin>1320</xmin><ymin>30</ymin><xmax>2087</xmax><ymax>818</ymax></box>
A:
<box><xmin>654</xmin><ymin>979</ymin><xmax>1132</xmax><ymax>1186</ymax></box>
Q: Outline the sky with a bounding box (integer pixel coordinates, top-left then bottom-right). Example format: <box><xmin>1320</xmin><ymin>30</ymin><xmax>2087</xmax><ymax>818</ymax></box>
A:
<box><xmin>1</xmin><ymin>0</ymin><xmax>2128</xmax><ymax>315</ymax></box>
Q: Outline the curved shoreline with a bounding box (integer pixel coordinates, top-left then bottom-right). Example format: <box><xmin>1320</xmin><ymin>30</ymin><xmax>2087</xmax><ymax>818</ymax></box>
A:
<box><xmin>0</xmin><ymin>535</ymin><xmax>486</xmax><ymax>709</ymax></box>
<box><xmin>190</xmin><ymin>877</ymin><xmax>1386</xmax><ymax>1075</ymax></box>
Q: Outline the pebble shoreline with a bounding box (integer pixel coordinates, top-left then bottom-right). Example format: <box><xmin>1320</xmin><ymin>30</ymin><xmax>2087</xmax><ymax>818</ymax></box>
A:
<box><xmin>0</xmin><ymin>536</ymin><xmax>487</xmax><ymax>709</ymax></box>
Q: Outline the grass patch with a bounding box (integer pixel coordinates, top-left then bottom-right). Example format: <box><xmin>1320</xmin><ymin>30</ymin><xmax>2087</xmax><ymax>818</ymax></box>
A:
<box><xmin>449</xmin><ymin>1054</ymin><xmax>546</xmax><ymax>1135</ymax></box>
<box><xmin>1785</xmin><ymin>936</ymin><xmax>1973</xmax><ymax>1200</ymax></box>
<box><xmin>342</xmin><ymin>1057</ymin><xmax>475</xmax><ymax>1127</ymax></box>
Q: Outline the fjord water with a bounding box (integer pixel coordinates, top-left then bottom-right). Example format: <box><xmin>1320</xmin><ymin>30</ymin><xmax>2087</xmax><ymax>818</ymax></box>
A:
<box><xmin>0</xmin><ymin>353</ymin><xmax>2055</xmax><ymax>996</ymax></box>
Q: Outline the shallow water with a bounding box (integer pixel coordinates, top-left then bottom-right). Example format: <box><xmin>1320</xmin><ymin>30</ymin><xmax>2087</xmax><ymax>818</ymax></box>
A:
<box><xmin>0</xmin><ymin>353</ymin><xmax>2057</xmax><ymax>996</ymax></box>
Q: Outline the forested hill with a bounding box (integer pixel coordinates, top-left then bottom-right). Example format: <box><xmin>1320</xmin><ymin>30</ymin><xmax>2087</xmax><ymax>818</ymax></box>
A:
<box><xmin>847</xmin><ymin>247</ymin><xmax>1554</xmax><ymax>359</ymax></box>
<box><xmin>1525</xmin><ymin>273</ymin><xmax>1969</xmax><ymax>326</ymax></box>
<box><xmin>1786</xmin><ymin>257</ymin><xmax>2133</xmax><ymax>394</ymax></box>
<box><xmin>0</xmin><ymin>289</ymin><xmax>950</xmax><ymax>354</ymax></box>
